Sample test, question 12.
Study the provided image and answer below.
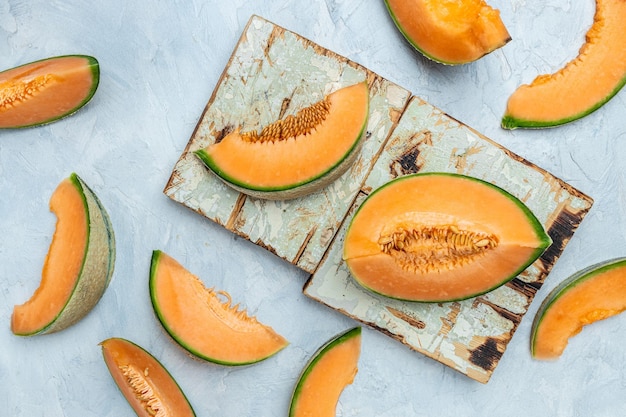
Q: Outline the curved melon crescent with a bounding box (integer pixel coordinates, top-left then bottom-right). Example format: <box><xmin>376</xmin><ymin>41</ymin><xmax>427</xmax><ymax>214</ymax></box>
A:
<box><xmin>11</xmin><ymin>173</ymin><xmax>116</xmax><ymax>336</ymax></box>
<box><xmin>0</xmin><ymin>55</ymin><xmax>100</xmax><ymax>129</ymax></box>
<box><xmin>289</xmin><ymin>327</ymin><xmax>361</xmax><ymax>417</ymax></box>
<box><xmin>502</xmin><ymin>0</ymin><xmax>626</xmax><ymax>129</ymax></box>
<box><xmin>531</xmin><ymin>258</ymin><xmax>626</xmax><ymax>360</ymax></box>
<box><xmin>149</xmin><ymin>250</ymin><xmax>289</xmax><ymax>365</ymax></box>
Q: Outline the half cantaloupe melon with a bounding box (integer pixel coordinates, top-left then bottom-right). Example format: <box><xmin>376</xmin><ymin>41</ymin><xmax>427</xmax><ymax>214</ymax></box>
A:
<box><xmin>383</xmin><ymin>0</ymin><xmax>511</xmax><ymax>65</ymax></box>
<box><xmin>11</xmin><ymin>173</ymin><xmax>115</xmax><ymax>336</ymax></box>
<box><xmin>101</xmin><ymin>337</ymin><xmax>196</xmax><ymax>417</ymax></box>
<box><xmin>343</xmin><ymin>173</ymin><xmax>552</xmax><ymax>302</ymax></box>
<box><xmin>194</xmin><ymin>82</ymin><xmax>369</xmax><ymax>200</ymax></box>
<box><xmin>531</xmin><ymin>258</ymin><xmax>626</xmax><ymax>360</ymax></box>
<box><xmin>0</xmin><ymin>55</ymin><xmax>100</xmax><ymax>129</ymax></box>
<box><xmin>502</xmin><ymin>0</ymin><xmax>626</xmax><ymax>129</ymax></box>
<box><xmin>149</xmin><ymin>250</ymin><xmax>289</xmax><ymax>365</ymax></box>
<box><xmin>289</xmin><ymin>327</ymin><xmax>361</xmax><ymax>417</ymax></box>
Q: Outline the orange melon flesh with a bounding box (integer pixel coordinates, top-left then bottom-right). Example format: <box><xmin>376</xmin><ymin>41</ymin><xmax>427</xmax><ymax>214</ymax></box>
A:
<box><xmin>0</xmin><ymin>55</ymin><xmax>99</xmax><ymax>129</ymax></box>
<box><xmin>11</xmin><ymin>177</ymin><xmax>87</xmax><ymax>335</ymax></box>
<box><xmin>101</xmin><ymin>338</ymin><xmax>195</xmax><ymax>417</ymax></box>
<box><xmin>502</xmin><ymin>0</ymin><xmax>626</xmax><ymax>128</ymax></box>
<box><xmin>384</xmin><ymin>0</ymin><xmax>511</xmax><ymax>65</ymax></box>
<box><xmin>290</xmin><ymin>327</ymin><xmax>361</xmax><ymax>417</ymax></box>
<box><xmin>531</xmin><ymin>258</ymin><xmax>626</xmax><ymax>360</ymax></box>
<box><xmin>150</xmin><ymin>250</ymin><xmax>289</xmax><ymax>365</ymax></box>
<box><xmin>343</xmin><ymin>173</ymin><xmax>551</xmax><ymax>302</ymax></box>
<box><xmin>197</xmin><ymin>82</ymin><xmax>368</xmax><ymax>192</ymax></box>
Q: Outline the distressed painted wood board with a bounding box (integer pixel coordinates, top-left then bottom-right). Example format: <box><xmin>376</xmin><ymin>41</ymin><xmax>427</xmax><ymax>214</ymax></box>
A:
<box><xmin>303</xmin><ymin>95</ymin><xmax>593</xmax><ymax>383</ymax></box>
<box><xmin>164</xmin><ymin>15</ymin><xmax>411</xmax><ymax>273</ymax></box>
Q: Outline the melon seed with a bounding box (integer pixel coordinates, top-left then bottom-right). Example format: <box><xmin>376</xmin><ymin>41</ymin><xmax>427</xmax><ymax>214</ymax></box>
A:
<box><xmin>120</xmin><ymin>364</ymin><xmax>168</xmax><ymax>417</ymax></box>
<box><xmin>0</xmin><ymin>75</ymin><xmax>53</xmax><ymax>111</ymax></box>
<box><xmin>378</xmin><ymin>224</ymin><xmax>499</xmax><ymax>273</ymax></box>
<box><xmin>241</xmin><ymin>96</ymin><xmax>331</xmax><ymax>143</ymax></box>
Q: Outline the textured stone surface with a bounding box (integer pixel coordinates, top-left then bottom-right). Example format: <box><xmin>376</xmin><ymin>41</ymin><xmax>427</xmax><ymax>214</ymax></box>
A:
<box><xmin>2</xmin><ymin>1</ymin><xmax>626</xmax><ymax>416</ymax></box>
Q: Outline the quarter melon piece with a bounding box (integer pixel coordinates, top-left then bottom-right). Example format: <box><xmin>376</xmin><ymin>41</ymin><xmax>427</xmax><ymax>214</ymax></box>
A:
<box><xmin>149</xmin><ymin>250</ymin><xmax>289</xmax><ymax>365</ymax></box>
<box><xmin>11</xmin><ymin>173</ymin><xmax>115</xmax><ymax>335</ymax></box>
<box><xmin>289</xmin><ymin>327</ymin><xmax>361</xmax><ymax>417</ymax></box>
<box><xmin>101</xmin><ymin>337</ymin><xmax>196</xmax><ymax>417</ymax></box>
<box><xmin>194</xmin><ymin>82</ymin><xmax>369</xmax><ymax>200</ymax></box>
<box><xmin>502</xmin><ymin>0</ymin><xmax>626</xmax><ymax>129</ymax></box>
<box><xmin>0</xmin><ymin>55</ymin><xmax>99</xmax><ymax>129</ymax></box>
<box><xmin>343</xmin><ymin>173</ymin><xmax>552</xmax><ymax>302</ymax></box>
<box><xmin>531</xmin><ymin>258</ymin><xmax>626</xmax><ymax>360</ymax></box>
<box><xmin>383</xmin><ymin>0</ymin><xmax>511</xmax><ymax>65</ymax></box>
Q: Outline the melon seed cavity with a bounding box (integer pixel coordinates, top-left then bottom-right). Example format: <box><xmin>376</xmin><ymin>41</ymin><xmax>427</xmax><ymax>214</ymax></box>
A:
<box><xmin>120</xmin><ymin>364</ymin><xmax>168</xmax><ymax>417</ymax></box>
<box><xmin>0</xmin><ymin>75</ymin><xmax>53</xmax><ymax>111</ymax></box>
<box><xmin>241</xmin><ymin>96</ymin><xmax>331</xmax><ymax>143</ymax></box>
<box><xmin>378</xmin><ymin>224</ymin><xmax>499</xmax><ymax>273</ymax></box>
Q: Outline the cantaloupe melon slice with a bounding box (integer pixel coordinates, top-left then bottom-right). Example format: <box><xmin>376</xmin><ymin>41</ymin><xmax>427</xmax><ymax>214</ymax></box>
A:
<box><xmin>11</xmin><ymin>173</ymin><xmax>115</xmax><ymax>335</ymax></box>
<box><xmin>194</xmin><ymin>82</ymin><xmax>369</xmax><ymax>200</ymax></box>
<box><xmin>0</xmin><ymin>55</ymin><xmax>99</xmax><ymax>129</ymax></box>
<box><xmin>101</xmin><ymin>337</ymin><xmax>196</xmax><ymax>417</ymax></box>
<box><xmin>289</xmin><ymin>327</ymin><xmax>361</xmax><ymax>417</ymax></box>
<box><xmin>343</xmin><ymin>173</ymin><xmax>552</xmax><ymax>302</ymax></box>
<box><xmin>149</xmin><ymin>250</ymin><xmax>289</xmax><ymax>365</ymax></box>
<box><xmin>531</xmin><ymin>258</ymin><xmax>626</xmax><ymax>360</ymax></box>
<box><xmin>384</xmin><ymin>0</ymin><xmax>511</xmax><ymax>65</ymax></box>
<box><xmin>502</xmin><ymin>0</ymin><xmax>626</xmax><ymax>129</ymax></box>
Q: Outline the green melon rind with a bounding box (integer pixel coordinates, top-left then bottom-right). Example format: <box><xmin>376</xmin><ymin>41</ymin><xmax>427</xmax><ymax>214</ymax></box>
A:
<box><xmin>289</xmin><ymin>326</ymin><xmax>361</xmax><ymax>417</ymax></box>
<box><xmin>194</xmin><ymin>84</ymin><xmax>369</xmax><ymax>200</ymax></box>
<box><xmin>0</xmin><ymin>55</ymin><xmax>100</xmax><ymax>129</ymax></box>
<box><xmin>17</xmin><ymin>173</ymin><xmax>116</xmax><ymax>336</ymax></box>
<box><xmin>382</xmin><ymin>0</ymin><xmax>509</xmax><ymax>66</ymax></box>
<box><xmin>530</xmin><ymin>257</ymin><xmax>626</xmax><ymax>358</ymax></box>
<box><xmin>344</xmin><ymin>172</ymin><xmax>552</xmax><ymax>303</ymax></box>
<box><xmin>149</xmin><ymin>249</ymin><xmax>287</xmax><ymax>366</ymax></box>
<box><xmin>100</xmin><ymin>337</ymin><xmax>197</xmax><ymax>417</ymax></box>
<box><xmin>501</xmin><ymin>73</ymin><xmax>626</xmax><ymax>129</ymax></box>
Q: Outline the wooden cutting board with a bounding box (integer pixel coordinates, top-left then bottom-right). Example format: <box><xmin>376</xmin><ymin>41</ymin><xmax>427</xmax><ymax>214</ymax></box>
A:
<box><xmin>164</xmin><ymin>14</ymin><xmax>593</xmax><ymax>383</ymax></box>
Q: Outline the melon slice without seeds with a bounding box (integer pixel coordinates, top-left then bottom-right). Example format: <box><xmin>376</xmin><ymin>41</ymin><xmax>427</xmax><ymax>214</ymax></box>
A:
<box><xmin>101</xmin><ymin>337</ymin><xmax>196</xmax><ymax>417</ymax></box>
<box><xmin>149</xmin><ymin>250</ymin><xmax>288</xmax><ymax>365</ymax></box>
<box><xmin>11</xmin><ymin>173</ymin><xmax>115</xmax><ymax>335</ymax></box>
<box><xmin>0</xmin><ymin>55</ymin><xmax>100</xmax><ymax>129</ymax></box>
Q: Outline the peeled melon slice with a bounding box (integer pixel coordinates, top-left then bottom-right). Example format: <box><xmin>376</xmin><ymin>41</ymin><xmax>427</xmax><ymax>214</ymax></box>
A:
<box><xmin>194</xmin><ymin>82</ymin><xmax>369</xmax><ymax>200</ymax></box>
<box><xmin>11</xmin><ymin>173</ymin><xmax>116</xmax><ymax>335</ymax></box>
<box><xmin>289</xmin><ymin>327</ymin><xmax>361</xmax><ymax>417</ymax></box>
<box><xmin>502</xmin><ymin>0</ymin><xmax>626</xmax><ymax>129</ymax></box>
<box><xmin>101</xmin><ymin>337</ymin><xmax>196</xmax><ymax>417</ymax></box>
<box><xmin>149</xmin><ymin>250</ymin><xmax>289</xmax><ymax>365</ymax></box>
<box><xmin>343</xmin><ymin>173</ymin><xmax>552</xmax><ymax>302</ymax></box>
<box><xmin>531</xmin><ymin>258</ymin><xmax>626</xmax><ymax>360</ymax></box>
<box><xmin>384</xmin><ymin>0</ymin><xmax>511</xmax><ymax>65</ymax></box>
<box><xmin>0</xmin><ymin>55</ymin><xmax>99</xmax><ymax>129</ymax></box>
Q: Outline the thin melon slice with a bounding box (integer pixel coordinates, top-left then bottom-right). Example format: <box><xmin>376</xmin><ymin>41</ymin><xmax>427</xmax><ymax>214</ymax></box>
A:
<box><xmin>289</xmin><ymin>327</ymin><xmax>361</xmax><ymax>417</ymax></box>
<box><xmin>101</xmin><ymin>337</ymin><xmax>196</xmax><ymax>417</ymax></box>
<box><xmin>0</xmin><ymin>55</ymin><xmax>99</xmax><ymax>129</ymax></box>
<box><xmin>149</xmin><ymin>250</ymin><xmax>289</xmax><ymax>365</ymax></box>
<box><xmin>384</xmin><ymin>0</ymin><xmax>511</xmax><ymax>65</ymax></box>
<box><xmin>502</xmin><ymin>0</ymin><xmax>626</xmax><ymax>129</ymax></box>
<box><xmin>11</xmin><ymin>173</ymin><xmax>115</xmax><ymax>335</ymax></box>
<box><xmin>194</xmin><ymin>82</ymin><xmax>369</xmax><ymax>200</ymax></box>
<box><xmin>343</xmin><ymin>173</ymin><xmax>552</xmax><ymax>302</ymax></box>
<box><xmin>531</xmin><ymin>258</ymin><xmax>626</xmax><ymax>360</ymax></box>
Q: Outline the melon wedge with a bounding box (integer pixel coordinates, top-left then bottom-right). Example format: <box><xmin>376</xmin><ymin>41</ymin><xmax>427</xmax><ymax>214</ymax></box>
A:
<box><xmin>101</xmin><ymin>337</ymin><xmax>196</xmax><ymax>417</ymax></box>
<box><xmin>343</xmin><ymin>173</ymin><xmax>552</xmax><ymax>302</ymax></box>
<box><xmin>194</xmin><ymin>82</ymin><xmax>369</xmax><ymax>200</ymax></box>
<box><xmin>0</xmin><ymin>55</ymin><xmax>99</xmax><ymax>129</ymax></box>
<box><xmin>502</xmin><ymin>0</ymin><xmax>626</xmax><ymax>129</ymax></box>
<box><xmin>384</xmin><ymin>0</ymin><xmax>511</xmax><ymax>65</ymax></box>
<box><xmin>11</xmin><ymin>173</ymin><xmax>115</xmax><ymax>335</ymax></box>
<box><xmin>149</xmin><ymin>250</ymin><xmax>289</xmax><ymax>365</ymax></box>
<box><xmin>289</xmin><ymin>327</ymin><xmax>361</xmax><ymax>417</ymax></box>
<box><xmin>531</xmin><ymin>258</ymin><xmax>626</xmax><ymax>360</ymax></box>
